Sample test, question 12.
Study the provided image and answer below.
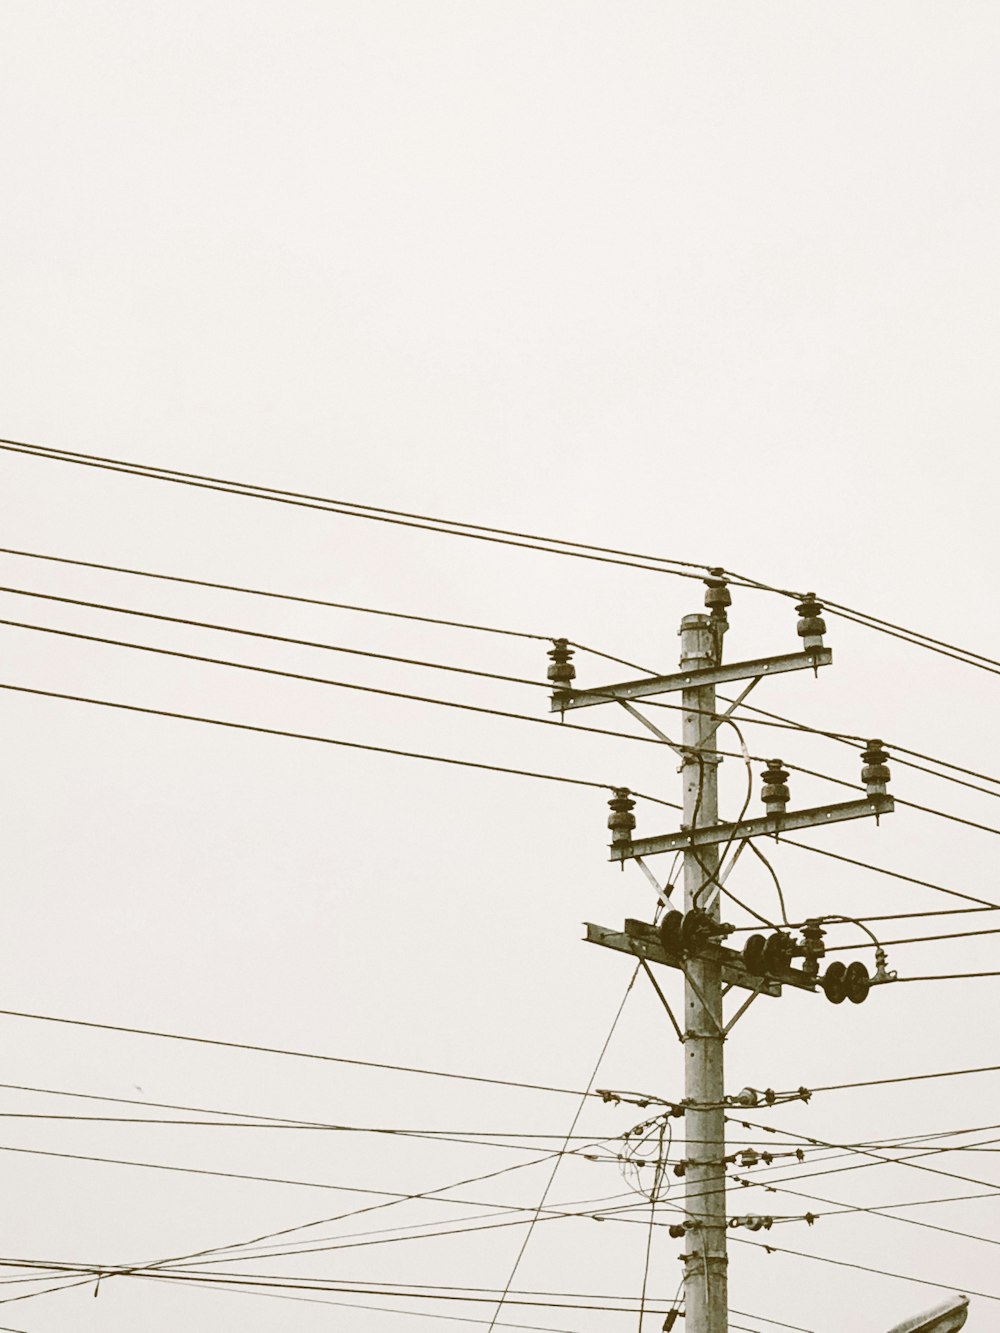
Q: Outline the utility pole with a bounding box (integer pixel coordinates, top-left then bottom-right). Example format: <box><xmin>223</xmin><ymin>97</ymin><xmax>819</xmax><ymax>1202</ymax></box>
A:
<box><xmin>548</xmin><ymin>580</ymin><xmax>897</xmax><ymax>1333</ymax></box>
<box><xmin>679</xmin><ymin>611</ymin><xmax>727</xmax><ymax>1333</ymax></box>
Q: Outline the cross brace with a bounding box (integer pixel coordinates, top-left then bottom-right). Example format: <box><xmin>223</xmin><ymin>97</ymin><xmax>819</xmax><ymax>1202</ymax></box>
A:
<box><xmin>584</xmin><ymin>920</ymin><xmax>818</xmax><ymax>997</ymax></box>
<box><xmin>552</xmin><ymin>647</ymin><xmax>832</xmax><ymax>712</ymax></box>
<box><xmin>610</xmin><ymin>795</ymin><xmax>894</xmax><ymax>862</ymax></box>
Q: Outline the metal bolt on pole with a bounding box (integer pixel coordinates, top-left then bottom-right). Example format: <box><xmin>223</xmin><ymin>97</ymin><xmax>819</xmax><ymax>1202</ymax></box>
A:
<box><xmin>680</xmin><ymin>612</ymin><xmax>728</xmax><ymax>1333</ymax></box>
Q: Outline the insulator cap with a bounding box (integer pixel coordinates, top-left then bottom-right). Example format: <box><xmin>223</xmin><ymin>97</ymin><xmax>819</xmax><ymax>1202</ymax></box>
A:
<box><xmin>704</xmin><ymin>576</ymin><xmax>732</xmax><ymax>623</ymax></box>
<box><xmin>607</xmin><ymin>788</ymin><xmax>636</xmax><ymax>844</ymax></box>
<box><xmin>761</xmin><ymin>759</ymin><xmax>790</xmax><ymax>812</ymax></box>
<box><xmin>547</xmin><ymin>638</ymin><xmax>576</xmax><ymax>689</ymax></box>
<box><xmin>796</xmin><ymin>592</ymin><xmax>827</xmax><ymax>643</ymax></box>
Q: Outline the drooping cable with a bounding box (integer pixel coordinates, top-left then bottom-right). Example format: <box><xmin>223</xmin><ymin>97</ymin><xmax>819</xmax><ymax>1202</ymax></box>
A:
<box><xmin>485</xmin><ymin>965</ymin><xmax>640</xmax><ymax>1332</ymax></box>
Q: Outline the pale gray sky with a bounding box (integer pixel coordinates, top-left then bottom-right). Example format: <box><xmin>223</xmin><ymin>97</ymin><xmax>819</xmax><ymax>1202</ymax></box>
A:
<box><xmin>1</xmin><ymin>4</ymin><xmax>999</xmax><ymax>1331</ymax></box>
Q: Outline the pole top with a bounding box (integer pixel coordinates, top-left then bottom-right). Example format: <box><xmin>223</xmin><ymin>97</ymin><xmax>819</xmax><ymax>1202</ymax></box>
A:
<box><xmin>679</xmin><ymin>613</ymin><xmax>711</xmax><ymax>631</ymax></box>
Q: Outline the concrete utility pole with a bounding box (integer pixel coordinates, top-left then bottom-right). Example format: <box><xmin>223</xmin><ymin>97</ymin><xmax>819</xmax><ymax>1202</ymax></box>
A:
<box><xmin>551</xmin><ymin>578</ymin><xmax>902</xmax><ymax>1331</ymax></box>
<box><xmin>679</xmin><ymin>613</ymin><xmax>728</xmax><ymax>1333</ymax></box>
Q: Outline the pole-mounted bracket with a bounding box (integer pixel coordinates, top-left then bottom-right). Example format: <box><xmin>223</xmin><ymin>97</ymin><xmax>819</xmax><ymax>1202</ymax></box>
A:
<box><xmin>552</xmin><ymin>647</ymin><xmax>832</xmax><ymax>713</ymax></box>
<box><xmin>610</xmin><ymin>794</ymin><xmax>894</xmax><ymax>862</ymax></box>
<box><xmin>584</xmin><ymin>919</ymin><xmax>823</xmax><ymax>997</ymax></box>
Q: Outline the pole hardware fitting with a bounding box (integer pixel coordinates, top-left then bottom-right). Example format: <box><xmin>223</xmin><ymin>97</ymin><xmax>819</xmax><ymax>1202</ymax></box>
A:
<box><xmin>821</xmin><ymin>947</ymin><xmax>897</xmax><ymax>1004</ymax></box>
<box><xmin>761</xmin><ymin>759</ymin><xmax>791</xmax><ymax>816</ymax></box>
<box><xmin>735</xmin><ymin>1147</ymin><xmax>806</xmax><ymax>1168</ymax></box>
<box><xmin>873</xmin><ymin>945</ymin><xmax>897</xmax><ymax>985</ymax></box>
<box><xmin>795</xmin><ymin>593</ymin><xmax>827</xmax><ymax>651</ymax></box>
<box><xmin>729</xmin><ymin>1214</ymin><xmax>774</xmax><ymax>1232</ymax></box>
<box><xmin>546</xmin><ymin>638</ymin><xmax>575</xmax><ymax>707</ymax></box>
<box><xmin>861</xmin><ymin>739</ymin><xmax>891</xmax><ymax>799</ymax></box>
<box><xmin>659</xmin><ymin>907</ymin><xmax>735</xmax><ymax>958</ymax></box>
<box><xmin>743</xmin><ymin>921</ymin><xmax>825</xmax><ymax>980</ymax></box>
<box><xmin>607</xmin><ymin>789</ymin><xmax>636</xmax><ymax>866</ymax></box>
<box><xmin>671</xmin><ymin>1156</ymin><xmax>728</xmax><ymax>1178</ymax></box>
<box><xmin>798</xmin><ymin>920</ymin><xmax>827</xmax><ymax>976</ymax></box>
<box><xmin>663</xmin><ymin>1310</ymin><xmax>680</xmax><ymax>1332</ymax></box>
<box><xmin>726</xmin><ymin>1086</ymin><xmax>812</xmax><ymax>1108</ymax></box>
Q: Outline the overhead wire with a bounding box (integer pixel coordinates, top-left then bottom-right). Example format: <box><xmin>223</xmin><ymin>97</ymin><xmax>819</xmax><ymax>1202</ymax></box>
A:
<box><xmin>0</xmin><ymin>681</ymin><xmax>678</xmax><ymax>812</ymax></box>
<box><xmin>0</xmin><ymin>614</ymin><xmax>681</xmax><ymax>756</ymax></box>
<box><xmin>0</xmin><ymin>545</ymin><xmax>553</xmax><ymax>642</ymax></box>
<box><xmin>778</xmin><ymin>838</ymin><xmax>1000</xmax><ymax>911</ymax></box>
<box><xmin>5</xmin><ymin>580</ymin><xmax>999</xmax><ymax>843</ymax></box>
<box><xmin>485</xmin><ymin>965</ymin><xmax>640</xmax><ymax>1332</ymax></box>
<box><xmin>824</xmin><ymin>925</ymin><xmax>1000</xmax><ymax>953</ymax></box>
<box><xmin>0</xmin><ymin>438</ymin><xmax>716</xmax><ymax>583</ymax></box>
<box><xmin>0</xmin><ymin>1004</ymin><xmax>670</xmax><ymax>1104</ymax></box>
<box><xmin>9</xmin><ymin>436</ymin><xmax>1000</xmax><ymax>688</ymax></box>
<box><xmin>729</xmin><ymin>1230</ymin><xmax>993</xmax><ymax>1302</ymax></box>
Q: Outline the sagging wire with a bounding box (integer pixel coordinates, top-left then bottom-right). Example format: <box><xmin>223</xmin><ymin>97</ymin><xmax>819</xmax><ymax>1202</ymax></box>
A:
<box><xmin>692</xmin><ymin>717</ymin><xmax>754</xmax><ymax>912</ymax></box>
<box><xmin>636</xmin><ymin>1122</ymin><xmax>669</xmax><ymax>1332</ymax></box>
<box><xmin>745</xmin><ymin>840</ymin><xmax>790</xmax><ymax>927</ymax></box>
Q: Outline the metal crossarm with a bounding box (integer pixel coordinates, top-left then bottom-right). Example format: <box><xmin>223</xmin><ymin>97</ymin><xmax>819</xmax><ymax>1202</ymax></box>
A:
<box><xmin>611</xmin><ymin>795</ymin><xmax>894</xmax><ymax>862</ymax></box>
<box><xmin>552</xmin><ymin>647</ymin><xmax>832</xmax><ymax>712</ymax></box>
<box><xmin>586</xmin><ymin>921</ymin><xmax>790</xmax><ymax>997</ymax></box>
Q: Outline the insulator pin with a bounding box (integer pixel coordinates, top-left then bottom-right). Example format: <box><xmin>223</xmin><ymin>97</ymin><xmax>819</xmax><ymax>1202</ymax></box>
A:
<box><xmin>761</xmin><ymin>759</ymin><xmax>790</xmax><ymax>815</ymax></box>
<box><xmin>607</xmin><ymin>788</ymin><xmax>636</xmax><ymax>847</ymax></box>
<box><xmin>861</xmin><ymin>739</ymin><xmax>891</xmax><ymax>796</ymax></box>
<box><xmin>795</xmin><ymin>593</ymin><xmax>827</xmax><ymax>650</ymax></box>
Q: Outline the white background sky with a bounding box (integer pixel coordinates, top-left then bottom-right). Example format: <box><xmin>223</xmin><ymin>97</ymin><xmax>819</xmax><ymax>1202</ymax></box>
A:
<box><xmin>1</xmin><ymin>4</ymin><xmax>999</xmax><ymax>1331</ymax></box>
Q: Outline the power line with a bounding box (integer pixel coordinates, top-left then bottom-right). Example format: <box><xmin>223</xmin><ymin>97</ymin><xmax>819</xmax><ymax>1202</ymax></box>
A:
<box><xmin>167</xmin><ymin>1190</ymin><xmax>645</xmax><ymax>1268</ymax></box>
<box><xmin>0</xmin><ymin>438</ymin><xmax>715</xmax><ymax>583</ymax></box>
<box><xmin>815</xmin><ymin>1058</ymin><xmax>1000</xmax><ymax>1095</ymax></box>
<box><xmin>0</xmin><ymin>615</ymin><xmax>673</xmax><ymax>755</ymax></box>
<box><xmin>780</xmin><ymin>756</ymin><xmax>1000</xmax><ymax>836</ymax></box>
<box><xmin>8</xmin><ymin>436</ymin><xmax>1000</xmax><ymax>686</ymax></box>
<box><xmin>730</xmin><ymin>1232</ymin><xmax>994</xmax><ymax>1303</ymax></box>
<box><xmin>597</xmin><ymin>646</ymin><xmax>1000</xmax><ymax>832</ymax></box>
<box><xmin>0</xmin><ymin>1113</ymin><xmax>630</xmax><ymax>1157</ymax></box>
<box><xmin>824</xmin><ymin>925</ymin><xmax>1000</xmax><ymax>952</ymax></box>
<box><xmin>0</xmin><ymin>545</ymin><xmax>553</xmax><ymax>642</ymax></box>
<box><xmin>8</xmin><ymin>577</ymin><xmax>998</xmax><ymax>830</ymax></box>
<box><xmin>779</xmin><ymin>1180</ymin><xmax>1000</xmax><ymax>1249</ymax></box>
<box><xmin>778</xmin><ymin>838</ymin><xmax>1000</xmax><ymax>911</ymax></box>
<box><xmin>139</xmin><ymin>1275</ymin><xmax>593</xmax><ymax>1333</ymax></box>
<box><xmin>0</xmin><ymin>582</ymin><xmax>553</xmax><ymax>688</ymax></box>
<box><xmin>896</xmin><ymin>971</ymin><xmax>1000</xmax><ymax>984</ymax></box>
<box><xmin>727</xmin><ymin>905</ymin><xmax>1000</xmax><ymax>932</ymax></box>
<box><xmin>730</xmin><ymin>1120</ymin><xmax>1000</xmax><ymax>1199</ymax></box>
<box><xmin>132</xmin><ymin>1274</ymin><xmax>602</xmax><ymax>1333</ymax></box>
<box><xmin>714</xmin><ymin>689</ymin><xmax>1000</xmax><ymax>801</ymax></box>
<box><xmin>0</xmin><ymin>681</ymin><xmax>681</xmax><ymax>811</ymax></box>
<box><xmin>0</xmin><ymin>1003</ymin><xmax>669</xmax><ymax>1103</ymax></box>
<box><xmin>486</xmin><ymin>966</ymin><xmax>639</xmax><ymax>1332</ymax></box>
<box><xmin>125</xmin><ymin>1151</ymin><xmax>587</xmax><ymax>1285</ymax></box>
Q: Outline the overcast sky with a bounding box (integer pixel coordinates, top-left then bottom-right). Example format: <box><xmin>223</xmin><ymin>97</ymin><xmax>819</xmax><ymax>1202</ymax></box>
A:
<box><xmin>1</xmin><ymin>4</ymin><xmax>999</xmax><ymax>1331</ymax></box>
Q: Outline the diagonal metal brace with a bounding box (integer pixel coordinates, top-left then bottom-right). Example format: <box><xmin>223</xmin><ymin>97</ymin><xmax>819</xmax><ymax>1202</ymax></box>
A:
<box><xmin>639</xmin><ymin>958</ymin><xmax>684</xmax><ymax>1042</ymax></box>
<box><xmin>722</xmin><ymin>980</ymin><xmax>768</xmax><ymax>1036</ymax></box>
<box><xmin>679</xmin><ymin>961</ymin><xmax>727</xmax><ymax>1039</ymax></box>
